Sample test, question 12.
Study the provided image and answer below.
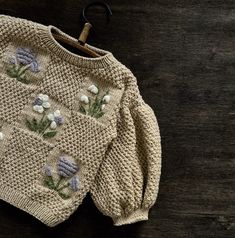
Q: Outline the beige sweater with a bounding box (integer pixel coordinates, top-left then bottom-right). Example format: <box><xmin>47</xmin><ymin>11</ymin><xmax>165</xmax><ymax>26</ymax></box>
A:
<box><xmin>0</xmin><ymin>14</ymin><xmax>161</xmax><ymax>226</ymax></box>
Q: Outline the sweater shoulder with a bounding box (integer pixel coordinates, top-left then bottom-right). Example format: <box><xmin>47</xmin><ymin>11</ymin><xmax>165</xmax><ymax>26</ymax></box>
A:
<box><xmin>110</xmin><ymin>62</ymin><xmax>144</xmax><ymax>109</ymax></box>
<box><xmin>0</xmin><ymin>14</ymin><xmax>46</xmax><ymax>47</ymax></box>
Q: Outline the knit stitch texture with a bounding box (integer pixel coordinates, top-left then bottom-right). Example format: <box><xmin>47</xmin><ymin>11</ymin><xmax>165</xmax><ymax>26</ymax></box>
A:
<box><xmin>0</xmin><ymin>14</ymin><xmax>161</xmax><ymax>226</ymax></box>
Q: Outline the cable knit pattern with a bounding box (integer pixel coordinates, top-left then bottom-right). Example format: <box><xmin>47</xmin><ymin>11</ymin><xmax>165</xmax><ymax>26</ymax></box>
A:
<box><xmin>0</xmin><ymin>14</ymin><xmax>161</xmax><ymax>227</ymax></box>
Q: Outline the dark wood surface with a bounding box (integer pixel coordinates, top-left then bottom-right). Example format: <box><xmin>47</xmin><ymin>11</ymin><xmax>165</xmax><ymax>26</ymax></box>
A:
<box><xmin>0</xmin><ymin>0</ymin><xmax>234</xmax><ymax>237</ymax></box>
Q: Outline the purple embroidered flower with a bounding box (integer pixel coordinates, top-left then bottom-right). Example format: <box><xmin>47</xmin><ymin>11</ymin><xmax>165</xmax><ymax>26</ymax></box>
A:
<box><xmin>44</xmin><ymin>165</ymin><xmax>52</xmax><ymax>177</ymax></box>
<box><xmin>69</xmin><ymin>176</ymin><xmax>79</xmax><ymax>191</ymax></box>
<box><xmin>57</xmin><ymin>156</ymin><xmax>78</xmax><ymax>178</ymax></box>
<box><xmin>30</xmin><ymin>61</ymin><xmax>39</xmax><ymax>73</ymax></box>
<box><xmin>15</xmin><ymin>47</ymin><xmax>40</xmax><ymax>73</ymax></box>
<box><xmin>33</xmin><ymin>97</ymin><xmax>43</xmax><ymax>106</ymax></box>
<box><xmin>7</xmin><ymin>47</ymin><xmax>40</xmax><ymax>84</ymax></box>
<box><xmin>9</xmin><ymin>57</ymin><xmax>17</xmax><ymax>65</ymax></box>
<box><xmin>47</xmin><ymin>110</ymin><xmax>64</xmax><ymax>129</ymax></box>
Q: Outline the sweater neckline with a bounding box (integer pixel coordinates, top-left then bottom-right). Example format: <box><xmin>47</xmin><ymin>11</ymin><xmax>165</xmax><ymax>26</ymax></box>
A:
<box><xmin>39</xmin><ymin>25</ymin><xmax>118</xmax><ymax>69</ymax></box>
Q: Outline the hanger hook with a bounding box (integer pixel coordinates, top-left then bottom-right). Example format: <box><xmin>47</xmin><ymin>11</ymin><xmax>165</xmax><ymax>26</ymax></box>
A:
<box><xmin>82</xmin><ymin>1</ymin><xmax>112</xmax><ymax>26</ymax></box>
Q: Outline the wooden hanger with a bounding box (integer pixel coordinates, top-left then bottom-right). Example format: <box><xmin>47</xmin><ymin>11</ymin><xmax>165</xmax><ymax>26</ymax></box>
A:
<box><xmin>52</xmin><ymin>1</ymin><xmax>112</xmax><ymax>58</ymax></box>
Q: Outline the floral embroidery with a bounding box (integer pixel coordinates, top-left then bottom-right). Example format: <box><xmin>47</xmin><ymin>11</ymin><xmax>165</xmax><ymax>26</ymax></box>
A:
<box><xmin>79</xmin><ymin>84</ymin><xmax>111</xmax><ymax>118</ymax></box>
<box><xmin>0</xmin><ymin>131</ymin><xmax>4</xmax><ymax>141</ymax></box>
<box><xmin>47</xmin><ymin>110</ymin><xmax>64</xmax><ymax>129</ymax></box>
<box><xmin>44</xmin><ymin>156</ymin><xmax>80</xmax><ymax>199</ymax></box>
<box><xmin>6</xmin><ymin>47</ymin><xmax>40</xmax><ymax>84</ymax></box>
<box><xmin>0</xmin><ymin>125</ymin><xmax>4</xmax><ymax>141</ymax></box>
<box><xmin>69</xmin><ymin>176</ymin><xmax>79</xmax><ymax>192</ymax></box>
<box><xmin>25</xmin><ymin>94</ymin><xmax>64</xmax><ymax>138</ymax></box>
<box><xmin>33</xmin><ymin>94</ymin><xmax>50</xmax><ymax>113</ymax></box>
<box><xmin>88</xmin><ymin>84</ymin><xmax>99</xmax><ymax>94</ymax></box>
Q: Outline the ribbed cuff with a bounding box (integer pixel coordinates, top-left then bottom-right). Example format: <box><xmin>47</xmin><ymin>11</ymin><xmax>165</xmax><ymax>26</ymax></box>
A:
<box><xmin>113</xmin><ymin>208</ymin><xmax>149</xmax><ymax>226</ymax></box>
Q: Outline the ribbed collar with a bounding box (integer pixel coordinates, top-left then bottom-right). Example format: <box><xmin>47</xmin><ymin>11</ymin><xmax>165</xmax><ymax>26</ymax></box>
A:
<box><xmin>38</xmin><ymin>25</ymin><xmax>118</xmax><ymax>69</ymax></box>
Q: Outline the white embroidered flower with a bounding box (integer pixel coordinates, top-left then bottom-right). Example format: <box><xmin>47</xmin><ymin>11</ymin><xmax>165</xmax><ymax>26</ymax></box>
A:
<box><xmin>47</xmin><ymin>110</ymin><xmax>64</xmax><ymax>129</ymax></box>
<box><xmin>0</xmin><ymin>132</ymin><xmax>4</xmax><ymax>140</ymax></box>
<box><xmin>88</xmin><ymin>84</ymin><xmax>99</xmax><ymax>94</ymax></box>
<box><xmin>101</xmin><ymin>104</ymin><xmax>106</xmax><ymax>110</ymax></box>
<box><xmin>80</xmin><ymin>95</ymin><xmax>89</xmax><ymax>104</ymax></box>
<box><xmin>33</xmin><ymin>93</ymin><xmax>51</xmax><ymax>113</ymax></box>
<box><xmin>102</xmin><ymin>95</ymin><xmax>111</xmax><ymax>104</ymax></box>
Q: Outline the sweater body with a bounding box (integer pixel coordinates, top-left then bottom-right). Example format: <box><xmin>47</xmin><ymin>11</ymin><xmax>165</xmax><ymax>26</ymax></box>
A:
<box><xmin>0</xmin><ymin>15</ymin><xmax>161</xmax><ymax>226</ymax></box>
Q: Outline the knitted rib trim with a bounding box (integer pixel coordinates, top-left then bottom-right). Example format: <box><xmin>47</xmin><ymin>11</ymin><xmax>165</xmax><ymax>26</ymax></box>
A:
<box><xmin>113</xmin><ymin>208</ymin><xmax>149</xmax><ymax>226</ymax></box>
<box><xmin>0</xmin><ymin>183</ymin><xmax>62</xmax><ymax>227</ymax></box>
<box><xmin>38</xmin><ymin>25</ymin><xmax>119</xmax><ymax>69</ymax></box>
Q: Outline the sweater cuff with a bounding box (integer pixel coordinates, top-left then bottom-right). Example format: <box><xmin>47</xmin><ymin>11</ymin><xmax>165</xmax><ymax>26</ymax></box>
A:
<box><xmin>113</xmin><ymin>208</ymin><xmax>149</xmax><ymax>226</ymax></box>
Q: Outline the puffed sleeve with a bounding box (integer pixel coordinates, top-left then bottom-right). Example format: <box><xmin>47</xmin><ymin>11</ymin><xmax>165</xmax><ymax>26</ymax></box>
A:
<box><xmin>90</xmin><ymin>92</ymin><xmax>162</xmax><ymax>225</ymax></box>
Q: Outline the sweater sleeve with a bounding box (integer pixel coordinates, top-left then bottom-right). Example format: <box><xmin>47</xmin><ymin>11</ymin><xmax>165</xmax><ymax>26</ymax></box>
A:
<box><xmin>90</xmin><ymin>94</ymin><xmax>161</xmax><ymax>226</ymax></box>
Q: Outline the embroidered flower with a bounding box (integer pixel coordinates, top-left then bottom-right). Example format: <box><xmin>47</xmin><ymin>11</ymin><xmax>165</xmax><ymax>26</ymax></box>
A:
<box><xmin>33</xmin><ymin>94</ymin><xmax>50</xmax><ymax>113</ymax></box>
<box><xmin>7</xmin><ymin>47</ymin><xmax>40</xmax><ymax>84</ymax></box>
<box><xmin>88</xmin><ymin>84</ymin><xmax>99</xmax><ymax>94</ymax></box>
<box><xmin>47</xmin><ymin>110</ymin><xmax>64</xmax><ymax>129</ymax></box>
<box><xmin>57</xmin><ymin>156</ymin><xmax>78</xmax><ymax>178</ymax></box>
<box><xmin>43</xmin><ymin>164</ymin><xmax>55</xmax><ymax>190</ymax></box>
<box><xmin>25</xmin><ymin>94</ymin><xmax>63</xmax><ymax>139</ymax></box>
<box><xmin>79</xmin><ymin>85</ymin><xmax>110</xmax><ymax>119</ymax></box>
<box><xmin>102</xmin><ymin>94</ymin><xmax>111</xmax><ymax>104</ymax></box>
<box><xmin>15</xmin><ymin>48</ymin><xmax>39</xmax><ymax>72</ymax></box>
<box><xmin>69</xmin><ymin>176</ymin><xmax>79</xmax><ymax>191</ymax></box>
<box><xmin>44</xmin><ymin>156</ymin><xmax>80</xmax><ymax>199</ymax></box>
<box><xmin>80</xmin><ymin>95</ymin><xmax>89</xmax><ymax>104</ymax></box>
<box><xmin>0</xmin><ymin>132</ymin><xmax>4</xmax><ymax>140</ymax></box>
<box><xmin>44</xmin><ymin>165</ymin><xmax>53</xmax><ymax>177</ymax></box>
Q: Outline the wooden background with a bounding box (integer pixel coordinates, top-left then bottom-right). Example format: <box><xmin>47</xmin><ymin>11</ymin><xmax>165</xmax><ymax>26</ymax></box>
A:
<box><xmin>0</xmin><ymin>0</ymin><xmax>234</xmax><ymax>237</ymax></box>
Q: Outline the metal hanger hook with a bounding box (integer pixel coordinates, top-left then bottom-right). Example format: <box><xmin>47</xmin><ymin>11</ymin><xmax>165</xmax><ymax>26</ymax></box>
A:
<box><xmin>82</xmin><ymin>1</ymin><xmax>113</xmax><ymax>26</ymax></box>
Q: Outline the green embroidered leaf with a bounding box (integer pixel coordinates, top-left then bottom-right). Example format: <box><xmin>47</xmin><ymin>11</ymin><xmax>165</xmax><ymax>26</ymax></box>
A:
<box><xmin>44</xmin><ymin>176</ymin><xmax>55</xmax><ymax>190</ymax></box>
<box><xmin>25</xmin><ymin>118</ymin><xmax>38</xmax><ymax>131</ymax></box>
<box><xmin>43</xmin><ymin>131</ymin><xmax>57</xmax><ymax>139</ymax></box>
<box><xmin>25</xmin><ymin>119</ymin><xmax>33</xmax><ymax>130</ymax></box>
<box><xmin>94</xmin><ymin>111</ymin><xmax>105</xmax><ymax>118</ymax></box>
<box><xmin>38</xmin><ymin>118</ymin><xmax>50</xmax><ymax>133</ymax></box>
<box><xmin>6</xmin><ymin>67</ymin><xmax>18</xmax><ymax>78</ymax></box>
<box><xmin>32</xmin><ymin>118</ymin><xmax>38</xmax><ymax>130</ymax></box>
<box><xmin>7</xmin><ymin>66</ymin><xmax>29</xmax><ymax>84</ymax></box>
<box><xmin>18</xmin><ymin>76</ymin><xmax>29</xmax><ymax>84</ymax></box>
<box><xmin>58</xmin><ymin>191</ymin><xmax>71</xmax><ymax>200</ymax></box>
<box><xmin>79</xmin><ymin>105</ymin><xmax>86</xmax><ymax>115</ymax></box>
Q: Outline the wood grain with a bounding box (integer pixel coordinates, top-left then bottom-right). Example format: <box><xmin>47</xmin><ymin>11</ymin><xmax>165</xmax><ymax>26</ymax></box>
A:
<box><xmin>0</xmin><ymin>0</ymin><xmax>234</xmax><ymax>237</ymax></box>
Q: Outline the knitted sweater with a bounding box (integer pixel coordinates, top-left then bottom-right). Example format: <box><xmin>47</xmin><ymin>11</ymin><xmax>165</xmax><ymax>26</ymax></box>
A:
<box><xmin>0</xmin><ymin>14</ymin><xmax>161</xmax><ymax>227</ymax></box>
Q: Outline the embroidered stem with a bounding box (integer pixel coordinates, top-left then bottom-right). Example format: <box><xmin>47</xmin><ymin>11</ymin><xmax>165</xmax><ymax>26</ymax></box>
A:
<box><xmin>92</xmin><ymin>92</ymin><xmax>108</xmax><ymax>118</ymax></box>
<box><xmin>18</xmin><ymin>64</ymin><xmax>31</xmax><ymax>76</ymax></box>
<box><xmin>87</xmin><ymin>97</ymin><xmax>92</xmax><ymax>115</ymax></box>
<box><xmin>57</xmin><ymin>183</ymin><xmax>69</xmax><ymax>192</ymax></box>
<box><xmin>93</xmin><ymin>98</ymin><xmax>103</xmax><ymax>116</ymax></box>
<box><xmin>50</xmin><ymin>176</ymin><xmax>55</xmax><ymax>187</ymax></box>
<box><xmin>40</xmin><ymin>119</ymin><xmax>51</xmax><ymax>135</ymax></box>
<box><xmin>39</xmin><ymin>111</ymin><xmax>46</xmax><ymax>124</ymax></box>
<box><xmin>55</xmin><ymin>176</ymin><xmax>63</xmax><ymax>190</ymax></box>
<box><xmin>14</xmin><ymin>57</ymin><xmax>20</xmax><ymax>70</ymax></box>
